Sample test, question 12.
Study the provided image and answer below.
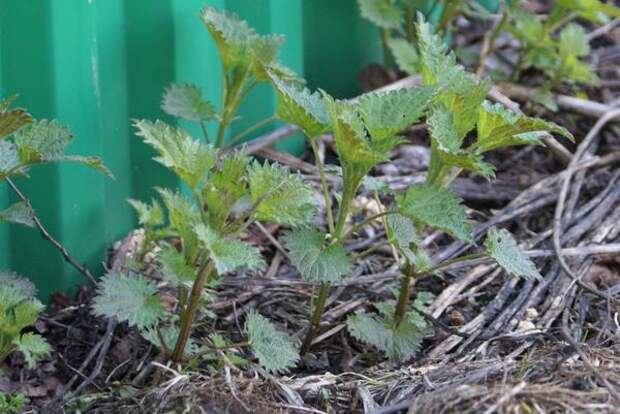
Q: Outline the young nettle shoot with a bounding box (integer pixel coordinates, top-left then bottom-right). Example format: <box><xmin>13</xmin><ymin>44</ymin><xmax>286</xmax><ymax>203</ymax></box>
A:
<box><xmin>93</xmin><ymin>119</ymin><xmax>311</xmax><ymax>370</ymax></box>
<box><xmin>357</xmin><ymin>0</ymin><xmax>461</xmax><ymax>72</ymax></box>
<box><xmin>0</xmin><ymin>272</ymin><xmax>51</xmax><ymax>369</ymax></box>
<box><xmin>273</xmin><ymin>16</ymin><xmax>573</xmax><ymax>361</ymax></box>
<box><xmin>505</xmin><ymin>0</ymin><xmax>620</xmax><ymax>106</ymax></box>
<box><xmin>160</xmin><ymin>6</ymin><xmax>299</xmax><ymax>148</ymax></box>
<box><xmin>0</xmin><ymin>96</ymin><xmax>111</xmax><ymax>228</ymax></box>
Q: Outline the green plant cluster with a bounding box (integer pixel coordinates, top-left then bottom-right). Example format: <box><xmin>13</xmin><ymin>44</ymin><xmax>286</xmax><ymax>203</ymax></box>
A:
<box><xmin>93</xmin><ymin>7</ymin><xmax>573</xmax><ymax>370</ymax></box>
<box><xmin>0</xmin><ymin>4</ymin><xmax>577</xmax><ymax>376</ymax></box>
<box><xmin>0</xmin><ymin>96</ymin><xmax>111</xmax><ymax>371</ymax></box>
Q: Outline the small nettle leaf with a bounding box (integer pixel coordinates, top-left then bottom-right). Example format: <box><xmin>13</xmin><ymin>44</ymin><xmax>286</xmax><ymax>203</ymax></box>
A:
<box><xmin>204</xmin><ymin>151</ymin><xmax>250</xmax><ymax>229</ymax></box>
<box><xmin>127</xmin><ymin>198</ymin><xmax>164</xmax><ymax>228</ymax></box>
<box><xmin>284</xmin><ymin>228</ymin><xmax>350</xmax><ymax>284</ymax></box>
<box><xmin>0</xmin><ymin>97</ymin><xmax>31</xmax><ymax>140</ymax></box>
<box><xmin>0</xmin><ymin>271</ymin><xmax>37</xmax><ymax>298</ymax></box>
<box><xmin>416</xmin><ymin>15</ymin><xmax>463</xmax><ymax>87</ymax></box>
<box><xmin>356</xmin><ymin>86</ymin><xmax>435</xmax><ymax>141</ymax></box>
<box><xmin>13</xmin><ymin>119</ymin><xmax>71</xmax><ymax>162</ymax></box>
<box><xmin>12</xmin><ymin>333</ymin><xmax>51</xmax><ymax>369</ymax></box>
<box><xmin>157</xmin><ymin>244</ymin><xmax>196</xmax><ymax>286</ymax></box>
<box><xmin>347</xmin><ymin>293</ymin><xmax>432</xmax><ymax>361</ymax></box>
<box><xmin>475</xmin><ymin>101</ymin><xmax>573</xmax><ymax>153</ymax></box>
<box><xmin>161</xmin><ymin>84</ymin><xmax>217</xmax><ymax>122</ymax></box>
<box><xmin>427</xmin><ymin>104</ymin><xmax>461</xmax><ymax>154</ymax></box>
<box><xmin>133</xmin><ymin>120</ymin><xmax>216</xmax><ymax>189</ymax></box>
<box><xmin>0</xmin><ymin>201</ymin><xmax>35</xmax><ymax>227</ymax></box>
<box><xmin>57</xmin><ymin>155</ymin><xmax>113</xmax><ymax>177</ymax></box>
<box><xmin>387</xmin><ymin>37</ymin><xmax>419</xmax><ymax>75</ymax></box>
<box><xmin>559</xmin><ymin>24</ymin><xmax>590</xmax><ymax>58</ymax></box>
<box><xmin>250</xmin><ymin>34</ymin><xmax>286</xmax><ymax>82</ymax></box>
<box><xmin>386</xmin><ymin>213</ymin><xmax>419</xmax><ymax>263</ymax></box>
<box><xmin>270</xmin><ymin>74</ymin><xmax>329</xmax><ymax>138</ymax></box>
<box><xmin>324</xmin><ymin>96</ymin><xmax>389</xmax><ymax>189</ymax></box>
<box><xmin>398</xmin><ymin>184</ymin><xmax>472</xmax><ymax>242</ymax></box>
<box><xmin>157</xmin><ymin>188</ymin><xmax>201</xmax><ymax>258</ymax></box>
<box><xmin>195</xmin><ymin>224</ymin><xmax>264</xmax><ymax>275</ymax></box>
<box><xmin>357</xmin><ymin>0</ymin><xmax>402</xmax><ymax>29</ymax></box>
<box><xmin>0</xmin><ymin>141</ymin><xmax>20</xmax><ymax>177</ymax></box>
<box><xmin>484</xmin><ymin>227</ymin><xmax>541</xmax><ymax>280</ymax></box>
<box><xmin>92</xmin><ymin>271</ymin><xmax>165</xmax><ymax>329</ymax></box>
<box><xmin>201</xmin><ymin>6</ymin><xmax>257</xmax><ymax>70</ymax></box>
<box><xmin>245</xmin><ymin>311</ymin><xmax>299</xmax><ymax>374</ymax></box>
<box><xmin>247</xmin><ymin>161</ymin><xmax>316</xmax><ymax>227</ymax></box>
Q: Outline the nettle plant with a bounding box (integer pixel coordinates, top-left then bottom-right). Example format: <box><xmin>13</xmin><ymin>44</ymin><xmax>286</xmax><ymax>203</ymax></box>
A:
<box><xmin>93</xmin><ymin>7</ymin><xmax>312</xmax><ymax>373</ymax></box>
<box><xmin>270</xmin><ymin>17</ymin><xmax>573</xmax><ymax>361</ymax></box>
<box><xmin>0</xmin><ymin>272</ymin><xmax>51</xmax><ymax>369</ymax></box>
<box><xmin>506</xmin><ymin>0</ymin><xmax>620</xmax><ymax>103</ymax></box>
<box><xmin>160</xmin><ymin>6</ymin><xmax>299</xmax><ymax>148</ymax></box>
<box><xmin>357</xmin><ymin>0</ymin><xmax>462</xmax><ymax>73</ymax></box>
<box><xmin>0</xmin><ymin>96</ymin><xmax>110</xmax><ymax>369</ymax></box>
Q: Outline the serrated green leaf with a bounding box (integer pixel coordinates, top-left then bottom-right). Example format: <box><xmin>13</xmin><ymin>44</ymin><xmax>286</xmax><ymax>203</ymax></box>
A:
<box><xmin>357</xmin><ymin>86</ymin><xmax>435</xmax><ymax>140</ymax></box>
<box><xmin>397</xmin><ymin>184</ymin><xmax>472</xmax><ymax>242</ymax></box>
<box><xmin>201</xmin><ymin>6</ymin><xmax>258</xmax><ymax>70</ymax></box>
<box><xmin>559</xmin><ymin>24</ymin><xmax>590</xmax><ymax>58</ymax></box>
<box><xmin>56</xmin><ymin>155</ymin><xmax>113</xmax><ymax>177</ymax></box>
<box><xmin>347</xmin><ymin>294</ymin><xmax>432</xmax><ymax>361</ymax></box>
<box><xmin>484</xmin><ymin>227</ymin><xmax>541</xmax><ymax>280</ymax></box>
<box><xmin>283</xmin><ymin>228</ymin><xmax>350</xmax><ymax>284</ymax></box>
<box><xmin>358</xmin><ymin>0</ymin><xmax>402</xmax><ymax>29</ymax></box>
<box><xmin>324</xmin><ymin>96</ymin><xmax>390</xmax><ymax>192</ymax></box>
<box><xmin>0</xmin><ymin>201</ymin><xmax>34</xmax><ymax>227</ymax></box>
<box><xmin>270</xmin><ymin>74</ymin><xmax>329</xmax><ymax>138</ymax></box>
<box><xmin>0</xmin><ymin>273</ymin><xmax>44</xmax><ymax>340</ymax></box>
<box><xmin>134</xmin><ymin>120</ymin><xmax>216</xmax><ymax>189</ymax></box>
<box><xmin>247</xmin><ymin>161</ymin><xmax>316</xmax><ymax>227</ymax></box>
<box><xmin>0</xmin><ymin>97</ymin><xmax>31</xmax><ymax>140</ymax></box>
<box><xmin>386</xmin><ymin>213</ymin><xmax>419</xmax><ymax>262</ymax></box>
<box><xmin>12</xmin><ymin>333</ymin><xmax>51</xmax><ymax>369</ymax></box>
<box><xmin>13</xmin><ymin>119</ymin><xmax>71</xmax><ymax>163</ymax></box>
<box><xmin>204</xmin><ymin>151</ymin><xmax>250</xmax><ymax>230</ymax></box>
<box><xmin>387</xmin><ymin>37</ymin><xmax>419</xmax><ymax>75</ymax></box>
<box><xmin>0</xmin><ymin>271</ymin><xmax>37</xmax><ymax>298</ymax></box>
<box><xmin>427</xmin><ymin>104</ymin><xmax>460</xmax><ymax>153</ymax></box>
<box><xmin>157</xmin><ymin>244</ymin><xmax>196</xmax><ymax>286</ymax></box>
<box><xmin>0</xmin><ymin>141</ymin><xmax>20</xmax><ymax>177</ymax></box>
<box><xmin>195</xmin><ymin>224</ymin><xmax>264</xmax><ymax>275</ymax></box>
<box><xmin>158</xmin><ymin>188</ymin><xmax>201</xmax><ymax>258</ymax></box>
<box><xmin>416</xmin><ymin>15</ymin><xmax>463</xmax><ymax>87</ymax></box>
<box><xmin>128</xmin><ymin>198</ymin><xmax>164</xmax><ymax>228</ymax></box>
<box><xmin>250</xmin><ymin>34</ymin><xmax>286</xmax><ymax>82</ymax></box>
<box><xmin>161</xmin><ymin>84</ymin><xmax>217</xmax><ymax>122</ymax></box>
<box><xmin>476</xmin><ymin>101</ymin><xmax>573</xmax><ymax>153</ymax></box>
<box><xmin>92</xmin><ymin>271</ymin><xmax>165</xmax><ymax>329</ymax></box>
<box><xmin>245</xmin><ymin>311</ymin><xmax>299</xmax><ymax>374</ymax></box>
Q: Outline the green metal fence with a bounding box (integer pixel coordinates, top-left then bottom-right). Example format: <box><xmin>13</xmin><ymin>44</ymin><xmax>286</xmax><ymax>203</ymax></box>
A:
<box><xmin>0</xmin><ymin>0</ymin><xmax>382</xmax><ymax>299</ymax></box>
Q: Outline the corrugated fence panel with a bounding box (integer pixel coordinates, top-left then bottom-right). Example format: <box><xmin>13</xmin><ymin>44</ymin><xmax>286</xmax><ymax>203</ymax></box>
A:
<box><xmin>0</xmin><ymin>0</ymin><xmax>385</xmax><ymax>300</ymax></box>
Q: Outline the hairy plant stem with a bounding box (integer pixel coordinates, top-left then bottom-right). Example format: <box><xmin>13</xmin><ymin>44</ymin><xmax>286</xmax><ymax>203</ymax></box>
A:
<box><xmin>309</xmin><ymin>139</ymin><xmax>335</xmax><ymax>234</ymax></box>
<box><xmin>200</xmin><ymin>121</ymin><xmax>210</xmax><ymax>144</ymax></box>
<box><xmin>214</xmin><ymin>69</ymin><xmax>250</xmax><ymax>148</ymax></box>
<box><xmin>381</xmin><ymin>28</ymin><xmax>391</xmax><ymax>70</ymax></box>
<box><xmin>393</xmin><ymin>263</ymin><xmax>415</xmax><ymax>328</ymax></box>
<box><xmin>300</xmin><ymin>178</ymin><xmax>359</xmax><ymax>355</ymax></box>
<box><xmin>404</xmin><ymin>5</ymin><xmax>415</xmax><ymax>43</ymax></box>
<box><xmin>171</xmin><ymin>260</ymin><xmax>214</xmax><ymax>363</ymax></box>
<box><xmin>300</xmin><ymin>283</ymin><xmax>330</xmax><ymax>355</ymax></box>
